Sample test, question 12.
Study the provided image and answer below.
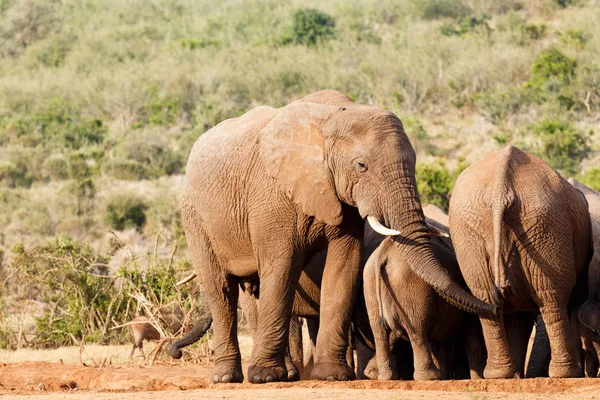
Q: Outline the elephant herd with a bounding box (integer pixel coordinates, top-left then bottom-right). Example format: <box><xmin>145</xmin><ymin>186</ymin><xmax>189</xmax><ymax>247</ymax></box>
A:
<box><xmin>160</xmin><ymin>90</ymin><xmax>599</xmax><ymax>383</ymax></box>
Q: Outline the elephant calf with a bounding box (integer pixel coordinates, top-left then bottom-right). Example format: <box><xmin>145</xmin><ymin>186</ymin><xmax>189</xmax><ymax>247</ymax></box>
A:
<box><xmin>363</xmin><ymin>205</ymin><xmax>485</xmax><ymax>380</ymax></box>
<box><xmin>449</xmin><ymin>146</ymin><xmax>591</xmax><ymax>379</ymax></box>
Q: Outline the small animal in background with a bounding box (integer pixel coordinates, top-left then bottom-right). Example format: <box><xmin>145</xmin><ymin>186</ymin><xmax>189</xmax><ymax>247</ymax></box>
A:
<box><xmin>128</xmin><ymin>311</ymin><xmax>185</xmax><ymax>361</ymax></box>
<box><xmin>129</xmin><ymin>316</ymin><xmax>161</xmax><ymax>360</ymax></box>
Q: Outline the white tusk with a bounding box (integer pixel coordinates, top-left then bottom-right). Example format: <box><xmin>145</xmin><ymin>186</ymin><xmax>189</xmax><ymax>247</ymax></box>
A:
<box><xmin>367</xmin><ymin>216</ymin><xmax>401</xmax><ymax>236</ymax></box>
<box><xmin>176</xmin><ymin>272</ymin><xmax>197</xmax><ymax>286</ymax></box>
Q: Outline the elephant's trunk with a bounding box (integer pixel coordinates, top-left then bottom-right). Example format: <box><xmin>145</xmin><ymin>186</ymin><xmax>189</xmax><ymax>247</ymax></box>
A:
<box><xmin>384</xmin><ymin>172</ymin><xmax>498</xmax><ymax>318</ymax></box>
<box><xmin>168</xmin><ymin>312</ymin><xmax>213</xmax><ymax>359</ymax></box>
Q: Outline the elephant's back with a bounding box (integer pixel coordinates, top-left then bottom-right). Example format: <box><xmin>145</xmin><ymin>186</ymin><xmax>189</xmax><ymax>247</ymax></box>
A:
<box><xmin>451</xmin><ymin>146</ymin><xmax>587</xmax><ymax>222</ymax></box>
<box><xmin>184</xmin><ymin>106</ymin><xmax>278</xmax><ymax>177</ymax></box>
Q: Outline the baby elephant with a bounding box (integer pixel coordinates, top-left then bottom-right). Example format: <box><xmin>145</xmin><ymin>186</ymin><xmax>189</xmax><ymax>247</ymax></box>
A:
<box><xmin>363</xmin><ymin>206</ymin><xmax>484</xmax><ymax>380</ymax></box>
<box><xmin>129</xmin><ymin>312</ymin><xmax>184</xmax><ymax>361</ymax></box>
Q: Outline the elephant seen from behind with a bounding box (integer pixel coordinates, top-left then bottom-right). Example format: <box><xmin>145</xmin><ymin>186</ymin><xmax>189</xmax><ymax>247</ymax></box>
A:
<box><xmin>449</xmin><ymin>145</ymin><xmax>591</xmax><ymax>379</ymax></box>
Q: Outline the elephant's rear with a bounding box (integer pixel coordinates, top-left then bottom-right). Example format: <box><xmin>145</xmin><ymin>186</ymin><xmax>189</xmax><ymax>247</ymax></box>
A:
<box><xmin>450</xmin><ymin>145</ymin><xmax>591</xmax><ymax>307</ymax></box>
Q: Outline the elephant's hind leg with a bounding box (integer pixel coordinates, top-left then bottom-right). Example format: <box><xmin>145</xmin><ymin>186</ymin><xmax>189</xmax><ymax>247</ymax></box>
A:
<box><xmin>540</xmin><ymin>302</ymin><xmax>581</xmax><ymax>377</ymax></box>
<box><xmin>192</xmin><ymin>233</ymin><xmax>243</xmax><ymax>383</ymax></box>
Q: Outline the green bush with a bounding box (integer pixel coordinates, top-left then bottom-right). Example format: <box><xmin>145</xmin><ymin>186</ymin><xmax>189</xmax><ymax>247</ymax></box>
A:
<box><xmin>0</xmin><ymin>160</ymin><xmax>29</xmax><ymax>187</ymax></box>
<box><xmin>440</xmin><ymin>15</ymin><xmax>491</xmax><ymax>37</ymax></box>
<box><xmin>33</xmin><ymin>33</ymin><xmax>75</xmax><ymax>67</ymax></box>
<box><xmin>285</xmin><ymin>8</ymin><xmax>335</xmax><ymax>47</ymax></box>
<box><xmin>521</xmin><ymin>23</ymin><xmax>546</xmax><ymax>40</ymax></box>
<box><xmin>4</xmin><ymin>98</ymin><xmax>106</xmax><ymax>150</ymax></box>
<box><xmin>527</xmin><ymin>47</ymin><xmax>577</xmax><ymax>90</ymax></box>
<box><xmin>474</xmin><ymin>86</ymin><xmax>529</xmax><ymax>124</ymax></box>
<box><xmin>0</xmin><ymin>0</ymin><xmax>58</xmax><ymax>57</ymax></box>
<box><xmin>416</xmin><ymin>162</ymin><xmax>465</xmax><ymax>212</ymax></box>
<box><xmin>179</xmin><ymin>38</ymin><xmax>221</xmax><ymax>50</ymax></box>
<box><xmin>105</xmin><ymin>193</ymin><xmax>148</xmax><ymax>231</ymax></box>
<box><xmin>531</xmin><ymin>119</ymin><xmax>591</xmax><ymax>174</ymax></box>
<box><xmin>7</xmin><ymin>237</ymin><xmax>196</xmax><ymax>348</ymax></box>
<box><xmin>577</xmin><ymin>168</ymin><xmax>600</xmax><ymax>191</ymax></box>
<box><xmin>557</xmin><ymin>29</ymin><xmax>587</xmax><ymax>48</ymax></box>
<box><xmin>419</xmin><ymin>0</ymin><xmax>471</xmax><ymax>20</ymax></box>
<box><xmin>103</xmin><ymin>157</ymin><xmax>146</xmax><ymax>181</ymax></box>
<box><xmin>42</xmin><ymin>153</ymin><xmax>69</xmax><ymax>181</ymax></box>
<box><xmin>118</xmin><ymin>137</ymin><xmax>184</xmax><ymax>177</ymax></box>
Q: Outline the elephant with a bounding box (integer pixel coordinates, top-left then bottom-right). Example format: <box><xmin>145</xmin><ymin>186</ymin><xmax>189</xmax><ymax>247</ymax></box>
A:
<box><xmin>527</xmin><ymin>179</ymin><xmax>600</xmax><ymax>378</ymax></box>
<box><xmin>169</xmin><ymin>206</ymin><xmax>453</xmax><ymax>380</ymax></box>
<box><xmin>363</xmin><ymin>204</ymin><xmax>486</xmax><ymax>380</ymax></box>
<box><xmin>181</xmin><ymin>89</ymin><xmax>496</xmax><ymax>383</ymax></box>
<box><xmin>448</xmin><ymin>145</ymin><xmax>592</xmax><ymax>379</ymax></box>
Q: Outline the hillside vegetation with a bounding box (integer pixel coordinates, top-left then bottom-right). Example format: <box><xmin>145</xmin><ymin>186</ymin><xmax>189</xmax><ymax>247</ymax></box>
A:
<box><xmin>0</xmin><ymin>0</ymin><xmax>599</xmax><ymax>348</ymax></box>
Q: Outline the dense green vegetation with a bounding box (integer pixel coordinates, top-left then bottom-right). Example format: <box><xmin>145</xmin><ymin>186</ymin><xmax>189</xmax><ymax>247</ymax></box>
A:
<box><xmin>0</xmin><ymin>0</ymin><xmax>599</xmax><ymax>348</ymax></box>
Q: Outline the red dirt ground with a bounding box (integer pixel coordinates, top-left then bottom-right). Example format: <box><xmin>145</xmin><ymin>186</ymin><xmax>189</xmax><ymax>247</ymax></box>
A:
<box><xmin>2</xmin><ymin>361</ymin><xmax>600</xmax><ymax>399</ymax></box>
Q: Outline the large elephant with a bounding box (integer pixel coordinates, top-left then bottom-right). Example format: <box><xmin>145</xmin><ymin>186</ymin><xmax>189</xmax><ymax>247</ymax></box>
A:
<box><xmin>363</xmin><ymin>205</ymin><xmax>486</xmax><ymax>381</ymax></box>
<box><xmin>182</xmin><ymin>89</ymin><xmax>496</xmax><ymax>384</ymax></box>
<box><xmin>448</xmin><ymin>145</ymin><xmax>592</xmax><ymax>379</ymax></box>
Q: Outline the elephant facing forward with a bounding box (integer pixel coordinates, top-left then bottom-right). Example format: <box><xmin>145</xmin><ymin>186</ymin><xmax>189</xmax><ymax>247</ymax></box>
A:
<box><xmin>449</xmin><ymin>145</ymin><xmax>591</xmax><ymax>379</ymax></box>
<box><xmin>182</xmin><ymin>90</ymin><xmax>496</xmax><ymax>383</ymax></box>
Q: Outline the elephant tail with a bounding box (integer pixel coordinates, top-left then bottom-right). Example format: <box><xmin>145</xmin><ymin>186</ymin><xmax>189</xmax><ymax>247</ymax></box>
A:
<box><xmin>492</xmin><ymin>148</ymin><xmax>516</xmax><ymax>301</ymax></box>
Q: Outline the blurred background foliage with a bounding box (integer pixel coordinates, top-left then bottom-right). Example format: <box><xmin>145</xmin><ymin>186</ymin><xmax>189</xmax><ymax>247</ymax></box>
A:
<box><xmin>0</xmin><ymin>0</ymin><xmax>599</xmax><ymax>348</ymax></box>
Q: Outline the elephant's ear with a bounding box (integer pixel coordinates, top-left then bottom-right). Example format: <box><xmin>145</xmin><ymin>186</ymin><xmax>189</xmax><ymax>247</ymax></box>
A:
<box><xmin>259</xmin><ymin>102</ymin><xmax>343</xmax><ymax>226</ymax></box>
<box><xmin>578</xmin><ymin>300</ymin><xmax>600</xmax><ymax>333</ymax></box>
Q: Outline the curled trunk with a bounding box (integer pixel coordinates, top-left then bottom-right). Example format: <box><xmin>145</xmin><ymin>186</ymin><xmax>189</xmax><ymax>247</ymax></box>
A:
<box><xmin>386</xmin><ymin>173</ymin><xmax>498</xmax><ymax>318</ymax></box>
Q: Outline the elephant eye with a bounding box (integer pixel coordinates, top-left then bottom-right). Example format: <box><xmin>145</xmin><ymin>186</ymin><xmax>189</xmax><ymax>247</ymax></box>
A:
<box><xmin>355</xmin><ymin>160</ymin><xmax>368</xmax><ymax>172</ymax></box>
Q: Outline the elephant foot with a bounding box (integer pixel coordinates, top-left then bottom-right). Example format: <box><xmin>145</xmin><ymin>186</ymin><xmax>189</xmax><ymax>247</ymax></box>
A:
<box><xmin>363</xmin><ymin>357</ymin><xmax>378</xmax><ymax>380</ymax></box>
<box><xmin>286</xmin><ymin>362</ymin><xmax>301</xmax><ymax>382</ymax></box>
<box><xmin>311</xmin><ymin>362</ymin><xmax>355</xmax><ymax>381</ymax></box>
<box><xmin>247</xmin><ymin>364</ymin><xmax>287</xmax><ymax>384</ymax></box>
<box><xmin>414</xmin><ymin>368</ymin><xmax>442</xmax><ymax>381</ymax></box>
<box><xmin>211</xmin><ymin>363</ymin><xmax>244</xmax><ymax>384</ymax></box>
<box><xmin>483</xmin><ymin>363</ymin><xmax>516</xmax><ymax>379</ymax></box>
<box><xmin>549</xmin><ymin>361</ymin><xmax>581</xmax><ymax>378</ymax></box>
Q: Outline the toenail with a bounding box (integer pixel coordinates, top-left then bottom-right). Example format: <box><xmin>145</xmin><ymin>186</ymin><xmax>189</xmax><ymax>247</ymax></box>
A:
<box><xmin>221</xmin><ymin>374</ymin><xmax>232</xmax><ymax>383</ymax></box>
<box><xmin>253</xmin><ymin>375</ymin><xmax>262</xmax><ymax>384</ymax></box>
<box><xmin>265</xmin><ymin>374</ymin><xmax>275</xmax><ymax>383</ymax></box>
<box><xmin>341</xmin><ymin>374</ymin><xmax>350</xmax><ymax>381</ymax></box>
<box><xmin>212</xmin><ymin>374</ymin><xmax>219</xmax><ymax>383</ymax></box>
<box><xmin>326</xmin><ymin>375</ymin><xmax>336</xmax><ymax>381</ymax></box>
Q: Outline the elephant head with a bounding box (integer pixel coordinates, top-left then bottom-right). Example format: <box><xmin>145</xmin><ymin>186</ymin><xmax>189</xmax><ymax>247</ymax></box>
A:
<box><xmin>259</xmin><ymin>90</ymin><xmax>496</xmax><ymax>317</ymax></box>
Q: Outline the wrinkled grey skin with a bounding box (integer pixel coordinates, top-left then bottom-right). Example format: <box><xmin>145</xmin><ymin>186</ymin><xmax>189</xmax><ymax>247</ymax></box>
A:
<box><xmin>527</xmin><ymin>179</ymin><xmax>600</xmax><ymax>378</ymax></box>
<box><xmin>182</xmin><ymin>90</ymin><xmax>495</xmax><ymax>384</ymax></box>
<box><xmin>363</xmin><ymin>205</ymin><xmax>486</xmax><ymax>380</ymax></box>
<box><xmin>449</xmin><ymin>146</ymin><xmax>591</xmax><ymax>379</ymax></box>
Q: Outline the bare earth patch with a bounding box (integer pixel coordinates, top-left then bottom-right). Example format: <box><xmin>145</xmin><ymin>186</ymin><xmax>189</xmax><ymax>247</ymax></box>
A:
<box><xmin>2</xmin><ymin>361</ymin><xmax>600</xmax><ymax>400</ymax></box>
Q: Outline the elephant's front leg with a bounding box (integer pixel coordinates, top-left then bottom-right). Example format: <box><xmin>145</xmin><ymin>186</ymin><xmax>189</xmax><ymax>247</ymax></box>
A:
<box><xmin>248</xmin><ymin>252</ymin><xmax>302</xmax><ymax>384</ymax></box>
<box><xmin>311</xmin><ymin>234</ymin><xmax>362</xmax><ymax>381</ymax></box>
